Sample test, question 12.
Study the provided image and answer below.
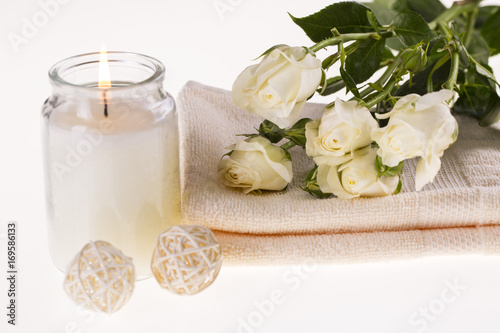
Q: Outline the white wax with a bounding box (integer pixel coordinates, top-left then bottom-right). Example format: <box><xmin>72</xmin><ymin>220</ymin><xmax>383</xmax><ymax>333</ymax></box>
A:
<box><xmin>43</xmin><ymin>100</ymin><xmax>180</xmax><ymax>278</ymax></box>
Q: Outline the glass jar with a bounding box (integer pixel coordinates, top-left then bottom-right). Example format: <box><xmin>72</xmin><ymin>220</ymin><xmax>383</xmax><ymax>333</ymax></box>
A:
<box><xmin>41</xmin><ymin>52</ymin><xmax>180</xmax><ymax>278</ymax></box>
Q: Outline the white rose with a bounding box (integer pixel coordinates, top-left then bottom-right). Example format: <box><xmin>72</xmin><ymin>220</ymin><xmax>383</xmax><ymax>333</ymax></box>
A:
<box><xmin>232</xmin><ymin>46</ymin><xmax>322</xmax><ymax>128</ymax></box>
<box><xmin>371</xmin><ymin>89</ymin><xmax>458</xmax><ymax>190</ymax></box>
<box><xmin>317</xmin><ymin>147</ymin><xmax>400</xmax><ymax>199</ymax></box>
<box><xmin>218</xmin><ymin>136</ymin><xmax>293</xmax><ymax>193</ymax></box>
<box><xmin>305</xmin><ymin>98</ymin><xmax>378</xmax><ymax>164</ymax></box>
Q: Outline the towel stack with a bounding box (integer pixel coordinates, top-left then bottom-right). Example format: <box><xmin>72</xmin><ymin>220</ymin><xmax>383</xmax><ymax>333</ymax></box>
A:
<box><xmin>178</xmin><ymin>81</ymin><xmax>500</xmax><ymax>265</ymax></box>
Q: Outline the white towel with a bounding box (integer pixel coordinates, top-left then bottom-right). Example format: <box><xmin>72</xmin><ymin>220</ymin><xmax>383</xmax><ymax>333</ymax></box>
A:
<box><xmin>178</xmin><ymin>81</ymin><xmax>500</xmax><ymax>265</ymax></box>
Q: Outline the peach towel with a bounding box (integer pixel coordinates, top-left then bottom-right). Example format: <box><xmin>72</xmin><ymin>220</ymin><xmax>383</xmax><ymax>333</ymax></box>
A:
<box><xmin>178</xmin><ymin>81</ymin><xmax>500</xmax><ymax>265</ymax></box>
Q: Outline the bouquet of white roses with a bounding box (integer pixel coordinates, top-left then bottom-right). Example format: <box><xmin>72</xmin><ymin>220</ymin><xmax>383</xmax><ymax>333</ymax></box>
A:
<box><xmin>219</xmin><ymin>0</ymin><xmax>500</xmax><ymax>199</ymax></box>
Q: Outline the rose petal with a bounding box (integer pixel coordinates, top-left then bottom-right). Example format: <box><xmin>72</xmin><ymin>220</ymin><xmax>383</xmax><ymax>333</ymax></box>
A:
<box><xmin>414</xmin><ymin>89</ymin><xmax>454</xmax><ymax>111</ymax></box>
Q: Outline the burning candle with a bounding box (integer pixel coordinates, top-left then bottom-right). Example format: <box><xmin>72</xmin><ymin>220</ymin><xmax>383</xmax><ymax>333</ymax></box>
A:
<box><xmin>42</xmin><ymin>51</ymin><xmax>180</xmax><ymax>278</ymax></box>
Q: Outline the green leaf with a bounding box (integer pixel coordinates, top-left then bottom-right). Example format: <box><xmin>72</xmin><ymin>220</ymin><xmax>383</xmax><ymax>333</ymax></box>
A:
<box><xmin>366</xmin><ymin>10</ymin><xmax>380</xmax><ymax>33</ymax></box>
<box><xmin>363</xmin><ymin>0</ymin><xmax>404</xmax><ymax>51</ymax></box>
<box><xmin>453</xmin><ymin>83</ymin><xmax>493</xmax><ymax>119</ymax></box>
<box><xmin>290</xmin><ymin>118</ymin><xmax>312</xmax><ymax>130</ymax></box>
<box><xmin>364</xmin><ymin>2</ymin><xmax>404</xmax><ymax>52</ymax></box>
<box><xmin>466</xmin><ymin>31</ymin><xmax>490</xmax><ymax>66</ymax></box>
<box><xmin>453</xmin><ymin>81</ymin><xmax>500</xmax><ymax>127</ymax></box>
<box><xmin>470</xmin><ymin>56</ymin><xmax>499</xmax><ymax>87</ymax></box>
<box><xmin>318</xmin><ymin>76</ymin><xmax>346</xmax><ymax>96</ymax></box>
<box><xmin>290</xmin><ymin>2</ymin><xmax>377</xmax><ymax>43</ymax></box>
<box><xmin>481</xmin><ymin>8</ymin><xmax>500</xmax><ymax>55</ymax></box>
<box><xmin>385</xmin><ymin>0</ymin><xmax>445</xmax><ymax>23</ymax></box>
<box><xmin>406</xmin><ymin>0</ymin><xmax>446</xmax><ymax>22</ymax></box>
<box><xmin>363</xmin><ymin>2</ymin><xmax>398</xmax><ymax>25</ymax></box>
<box><xmin>391</xmin><ymin>0</ymin><xmax>409</xmax><ymax>12</ymax></box>
<box><xmin>475</xmin><ymin>6</ymin><xmax>500</xmax><ymax>29</ymax></box>
<box><xmin>372</xmin><ymin>0</ymin><xmax>399</xmax><ymax>9</ymax></box>
<box><xmin>340</xmin><ymin>67</ymin><xmax>361</xmax><ymax>98</ymax></box>
<box><xmin>386</xmin><ymin>37</ymin><xmax>406</xmax><ymax>51</ymax></box>
<box><xmin>345</xmin><ymin>38</ymin><xmax>386</xmax><ymax>84</ymax></box>
<box><xmin>391</xmin><ymin>11</ymin><xmax>435</xmax><ymax>47</ymax></box>
<box><xmin>382</xmin><ymin>46</ymin><xmax>396</xmax><ymax>61</ymax></box>
<box><xmin>479</xmin><ymin>94</ymin><xmax>500</xmax><ymax>127</ymax></box>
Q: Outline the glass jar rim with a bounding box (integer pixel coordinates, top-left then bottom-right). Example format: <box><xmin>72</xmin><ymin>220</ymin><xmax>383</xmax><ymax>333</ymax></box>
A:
<box><xmin>48</xmin><ymin>51</ymin><xmax>165</xmax><ymax>92</ymax></box>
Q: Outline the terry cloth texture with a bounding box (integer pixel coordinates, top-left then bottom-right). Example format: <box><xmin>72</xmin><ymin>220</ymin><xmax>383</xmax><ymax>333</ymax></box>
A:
<box><xmin>178</xmin><ymin>81</ymin><xmax>500</xmax><ymax>265</ymax></box>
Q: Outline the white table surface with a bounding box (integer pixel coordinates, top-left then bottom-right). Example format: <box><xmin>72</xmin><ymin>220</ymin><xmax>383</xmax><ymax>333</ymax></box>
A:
<box><xmin>1</xmin><ymin>0</ymin><xmax>500</xmax><ymax>332</ymax></box>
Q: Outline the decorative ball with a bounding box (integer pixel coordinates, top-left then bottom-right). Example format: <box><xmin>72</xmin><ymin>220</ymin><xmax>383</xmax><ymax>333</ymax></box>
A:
<box><xmin>63</xmin><ymin>240</ymin><xmax>135</xmax><ymax>313</ymax></box>
<box><xmin>151</xmin><ymin>225</ymin><xmax>222</xmax><ymax>295</ymax></box>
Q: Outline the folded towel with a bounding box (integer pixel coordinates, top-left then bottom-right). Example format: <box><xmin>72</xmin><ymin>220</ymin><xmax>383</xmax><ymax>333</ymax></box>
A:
<box><xmin>178</xmin><ymin>81</ymin><xmax>500</xmax><ymax>265</ymax></box>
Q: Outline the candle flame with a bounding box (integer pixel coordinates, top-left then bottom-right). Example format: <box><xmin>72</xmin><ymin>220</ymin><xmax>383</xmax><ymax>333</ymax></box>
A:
<box><xmin>98</xmin><ymin>46</ymin><xmax>111</xmax><ymax>88</ymax></box>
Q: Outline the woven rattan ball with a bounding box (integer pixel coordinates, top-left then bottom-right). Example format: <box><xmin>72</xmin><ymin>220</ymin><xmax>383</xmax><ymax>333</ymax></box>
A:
<box><xmin>151</xmin><ymin>225</ymin><xmax>222</xmax><ymax>295</ymax></box>
<box><xmin>63</xmin><ymin>241</ymin><xmax>135</xmax><ymax>313</ymax></box>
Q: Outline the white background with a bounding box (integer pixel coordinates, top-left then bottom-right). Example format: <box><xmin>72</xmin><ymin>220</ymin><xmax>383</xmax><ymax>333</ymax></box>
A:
<box><xmin>1</xmin><ymin>0</ymin><xmax>500</xmax><ymax>332</ymax></box>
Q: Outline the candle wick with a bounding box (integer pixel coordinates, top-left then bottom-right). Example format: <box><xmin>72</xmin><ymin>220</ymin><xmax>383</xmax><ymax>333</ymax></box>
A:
<box><xmin>103</xmin><ymin>90</ymin><xmax>109</xmax><ymax>118</ymax></box>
